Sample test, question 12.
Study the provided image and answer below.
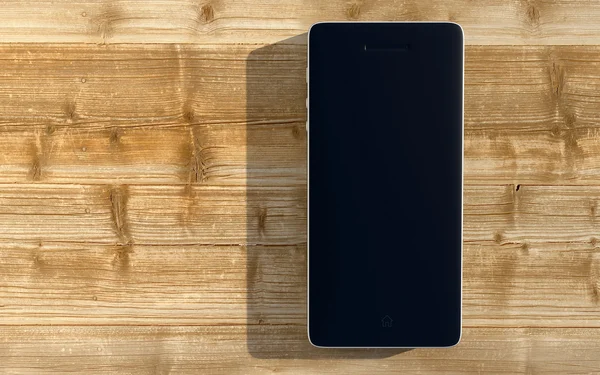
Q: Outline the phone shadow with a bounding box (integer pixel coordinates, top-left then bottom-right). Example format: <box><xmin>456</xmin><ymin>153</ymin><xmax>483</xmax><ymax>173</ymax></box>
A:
<box><xmin>246</xmin><ymin>33</ymin><xmax>410</xmax><ymax>359</ymax></box>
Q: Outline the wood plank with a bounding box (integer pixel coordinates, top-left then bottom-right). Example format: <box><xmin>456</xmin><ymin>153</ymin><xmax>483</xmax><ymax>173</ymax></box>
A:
<box><xmin>3</xmin><ymin>44</ymin><xmax>600</xmax><ymax>184</ymax></box>
<box><xmin>464</xmin><ymin>184</ymin><xmax>600</xmax><ymax>244</ymax></box>
<box><xmin>0</xmin><ymin>240</ymin><xmax>599</xmax><ymax>327</ymax></box>
<box><xmin>0</xmin><ymin>184</ymin><xmax>306</xmax><ymax>245</ymax></box>
<box><xmin>0</xmin><ymin>242</ymin><xmax>304</xmax><ymax>326</ymax></box>
<box><xmin>0</xmin><ymin>326</ymin><xmax>599</xmax><ymax>373</ymax></box>
<box><xmin>464</xmin><ymin>241</ymin><xmax>600</xmax><ymax>327</ymax></box>
<box><xmin>0</xmin><ymin>43</ymin><xmax>307</xmax><ymax>185</ymax></box>
<box><xmin>0</xmin><ymin>124</ymin><xmax>306</xmax><ymax>185</ymax></box>
<box><xmin>0</xmin><ymin>44</ymin><xmax>305</xmax><ymax>126</ymax></box>
<box><xmin>1</xmin><ymin>1</ymin><xmax>600</xmax><ymax>44</ymax></box>
<box><xmin>2</xmin><ymin>184</ymin><xmax>600</xmax><ymax>246</ymax></box>
<box><xmin>465</xmin><ymin>46</ymin><xmax>600</xmax><ymax>185</ymax></box>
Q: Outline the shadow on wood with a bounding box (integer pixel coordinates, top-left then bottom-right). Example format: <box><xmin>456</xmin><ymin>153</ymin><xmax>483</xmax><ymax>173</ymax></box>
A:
<box><xmin>246</xmin><ymin>33</ymin><xmax>409</xmax><ymax>359</ymax></box>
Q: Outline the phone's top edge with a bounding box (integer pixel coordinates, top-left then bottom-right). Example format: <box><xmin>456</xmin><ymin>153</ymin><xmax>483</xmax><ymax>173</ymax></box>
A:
<box><xmin>309</xmin><ymin>21</ymin><xmax>464</xmax><ymax>27</ymax></box>
<box><xmin>308</xmin><ymin>21</ymin><xmax>464</xmax><ymax>43</ymax></box>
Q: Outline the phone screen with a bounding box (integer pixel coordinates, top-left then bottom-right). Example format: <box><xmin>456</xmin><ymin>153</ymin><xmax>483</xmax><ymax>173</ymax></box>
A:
<box><xmin>308</xmin><ymin>22</ymin><xmax>463</xmax><ymax>347</ymax></box>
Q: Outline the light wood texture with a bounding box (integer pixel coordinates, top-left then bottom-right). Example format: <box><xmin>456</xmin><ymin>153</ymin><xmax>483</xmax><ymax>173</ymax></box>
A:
<box><xmin>465</xmin><ymin>46</ymin><xmax>600</xmax><ymax>185</ymax></box>
<box><xmin>0</xmin><ymin>125</ymin><xmax>306</xmax><ymax>185</ymax></box>
<box><xmin>0</xmin><ymin>240</ymin><xmax>599</xmax><ymax>328</ymax></box>
<box><xmin>1</xmin><ymin>2</ymin><xmax>600</xmax><ymax>372</ymax></box>
<box><xmin>1</xmin><ymin>326</ymin><xmax>599</xmax><ymax>373</ymax></box>
<box><xmin>2</xmin><ymin>0</ymin><xmax>600</xmax><ymax>44</ymax></box>
<box><xmin>0</xmin><ymin>44</ymin><xmax>305</xmax><ymax>125</ymax></box>
<box><xmin>0</xmin><ymin>184</ymin><xmax>305</xmax><ymax>245</ymax></box>
<box><xmin>0</xmin><ymin>184</ymin><xmax>599</xmax><ymax>329</ymax></box>
<box><xmin>464</xmin><ymin>241</ymin><xmax>600</xmax><ymax>328</ymax></box>
<box><xmin>4</xmin><ymin>44</ymin><xmax>600</xmax><ymax>185</ymax></box>
<box><xmin>2</xmin><ymin>184</ymin><xmax>600</xmax><ymax>246</ymax></box>
<box><xmin>0</xmin><ymin>242</ymin><xmax>305</xmax><ymax>326</ymax></box>
<box><xmin>0</xmin><ymin>43</ymin><xmax>306</xmax><ymax>185</ymax></box>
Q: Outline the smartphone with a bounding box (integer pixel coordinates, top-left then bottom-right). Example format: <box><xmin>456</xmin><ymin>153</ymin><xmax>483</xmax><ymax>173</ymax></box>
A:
<box><xmin>307</xmin><ymin>22</ymin><xmax>463</xmax><ymax>348</ymax></box>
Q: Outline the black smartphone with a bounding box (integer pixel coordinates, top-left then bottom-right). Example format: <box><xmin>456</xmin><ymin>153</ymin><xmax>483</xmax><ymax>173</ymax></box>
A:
<box><xmin>307</xmin><ymin>22</ymin><xmax>463</xmax><ymax>348</ymax></box>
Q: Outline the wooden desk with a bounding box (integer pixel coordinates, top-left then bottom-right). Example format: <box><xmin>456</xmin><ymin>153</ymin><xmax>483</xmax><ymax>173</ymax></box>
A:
<box><xmin>1</xmin><ymin>1</ymin><xmax>600</xmax><ymax>373</ymax></box>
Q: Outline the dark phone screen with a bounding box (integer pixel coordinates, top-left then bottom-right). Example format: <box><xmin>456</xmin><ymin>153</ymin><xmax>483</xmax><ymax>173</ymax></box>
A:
<box><xmin>308</xmin><ymin>23</ymin><xmax>463</xmax><ymax>347</ymax></box>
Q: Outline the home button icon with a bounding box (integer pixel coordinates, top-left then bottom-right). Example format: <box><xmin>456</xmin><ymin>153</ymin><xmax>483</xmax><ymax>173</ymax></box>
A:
<box><xmin>381</xmin><ymin>315</ymin><xmax>393</xmax><ymax>328</ymax></box>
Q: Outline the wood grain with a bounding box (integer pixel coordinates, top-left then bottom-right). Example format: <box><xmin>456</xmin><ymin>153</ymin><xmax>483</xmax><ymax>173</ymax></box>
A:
<box><xmin>0</xmin><ymin>184</ymin><xmax>306</xmax><ymax>245</ymax></box>
<box><xmin>464</xmin><ymin>241</ymin><xmax>600</xmax><ymax>328</ymax></box>
<box><xmin>4</xmin><ymin>44</ymin><xmax>600</xmax><ymax>185</ymax></box>
<box><xmin>0</xmin><ymin>242</ymin><xmax>305</xmax><ymax>326</ymax></box>
<box><xmin>465</xmin><ymin>46</ymin><xmax>600</xmax><ymax>185</ymax></box>
<box><xmin>0</xmin><ymin>326</ymin><xmax>599</xmax><ymax>374</ymax></box>
<box><xmin>0</xmin><ymin>240</ymin><xmax>599</xmax><ymax>327</ymax></box>
<box><xmin>3</xmin><ymin>184</ymin><xmax>600</xmax><ymax>246</ymax></box>
<box><xmin>465</xmin><ymin>184</ymin><xmax>600</xmax><ymax>244</ymax></box>
<box><xmin>0</xmin><ymin>183</ymin><xmax>598</xmax><ymax>329</ymax></box>
<box><xmin>1</xmin><ymin>1</ymin><xmax>600</xmax><ymax>44</ymax></box>
<box><xmin>0</xmin><ymin>43</ymin><xmax>306</xmax><ymax>185</ymax></box>
<box><xmin>0</xmin><ymin>44</ymin><xmax>304</xmax><ymax>125</ymax></box>
<box><xmin>0</xmin><ymin>125</ymin><xmax>306</xmax><ymax>185</ymax></box>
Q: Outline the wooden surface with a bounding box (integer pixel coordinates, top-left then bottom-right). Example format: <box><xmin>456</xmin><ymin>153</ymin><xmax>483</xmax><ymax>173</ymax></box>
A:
<box><xmin>1</xmin><ymin>1</ymin><xmax>600</xmax><ymax>374</ymax></box>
